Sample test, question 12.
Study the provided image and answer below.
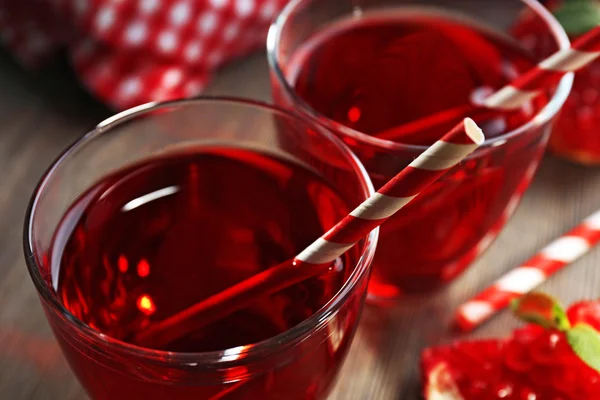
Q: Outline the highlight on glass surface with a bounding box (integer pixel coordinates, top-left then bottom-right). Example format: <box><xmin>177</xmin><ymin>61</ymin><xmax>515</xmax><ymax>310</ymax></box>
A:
<box><xmin>24</xmin><ymin>98</ymin><xmax>379</xmax><ymax>400</ymax></box>
<box><xmin>268</xmin><ymin>0</ymin><xmax>574</xmax><ymax>299</ymax></box>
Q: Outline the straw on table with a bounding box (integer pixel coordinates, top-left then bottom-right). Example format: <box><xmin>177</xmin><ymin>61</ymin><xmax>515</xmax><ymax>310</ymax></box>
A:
<box><xmin>456</xmin><ymin>209</ymin><xmax>600</xmax><ymax>332</ymax></box>
<box><xmin>134</xmin><ymin>118</ymin><xmax>485</xmax><ymax>348</ymax></box>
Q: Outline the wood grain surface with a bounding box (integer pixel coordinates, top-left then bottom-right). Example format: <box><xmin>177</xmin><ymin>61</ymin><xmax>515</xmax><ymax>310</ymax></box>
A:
<box><xmin>0</xmin><ymin>49</ymin><xmax>599</xmax><ymax>400</ymax></box>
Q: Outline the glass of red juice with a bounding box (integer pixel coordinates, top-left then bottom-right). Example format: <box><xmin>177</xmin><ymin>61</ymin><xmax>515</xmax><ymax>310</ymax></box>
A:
<box><xmin>268</xmin><ymin>0</ymin><xmax>573</xmax><ymax>299</ymax></box>
<box><xmin>24</xmin><ymin>98</ymin><xmax>378</xmax><ymax>399</ymax></box>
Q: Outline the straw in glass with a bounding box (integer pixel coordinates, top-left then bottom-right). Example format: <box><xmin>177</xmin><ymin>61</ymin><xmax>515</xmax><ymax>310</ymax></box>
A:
<box><xmin>134</xmin><ymin>118</ymin><xmax>485</xmax><ymax>348</ymax></box>
<box><xmin>377</xmin><ymin>25</ymin><xmax>600</xmax><ymax>142</ymax></box>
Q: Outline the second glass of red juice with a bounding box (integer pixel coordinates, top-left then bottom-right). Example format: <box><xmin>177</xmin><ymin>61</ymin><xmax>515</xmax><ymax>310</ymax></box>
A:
<box><xmin>268</xmin><ymin>0</ymin><xmax>573</xmax><ymax>299</ymax></box>
<box><xmin>24</xmin><ymin>99</ymin><xmax>378</xmax><ymax>399</ymax></box>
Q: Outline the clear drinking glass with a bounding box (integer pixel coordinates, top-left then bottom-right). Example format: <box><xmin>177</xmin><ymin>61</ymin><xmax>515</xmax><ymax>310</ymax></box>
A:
<box><xmin>268</xmin><ymin>0</ymin><xmax>573</xmax><ymax>299</ymax></box>
<box><xmin>24</xmin><ymin>98</ymin><xmax>378</xmax><ymax>399</ymax></box>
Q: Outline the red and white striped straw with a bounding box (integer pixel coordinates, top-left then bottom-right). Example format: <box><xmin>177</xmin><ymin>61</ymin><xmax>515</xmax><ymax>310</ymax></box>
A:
<box><xmin>297</xmin><ymin>118</ymin><xmax>484</xmax><ymax>265</ymax></box>
<box><xmin>377</xmin><ymin>27</ymin><xmax>600</xmax><ymax>142</ymax></box>
<box><xmin>456</xmin><ymin>209</ymin><xmax>600</xmax><ymax>331</ymax></box>
<box><xmin>135</xmin><ymin>119</ymin><xmax>484</xmax><ymax>347</ymax></box>
<box><xmin>483</xmin><ymin>25</ymin><xmax>600</xmax><ymax>110</ymax></box>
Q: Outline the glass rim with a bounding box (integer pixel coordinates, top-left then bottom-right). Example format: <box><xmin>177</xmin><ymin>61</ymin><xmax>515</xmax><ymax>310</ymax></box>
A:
<box><xmin>23</xmin><ymin>96</ymin><xmax>379</xmax><ymax>366</ymax></box>
<box><xmin>266</xmin><ymin>0</ymin><xmax>575</xmax><ymax>152</ymax></box>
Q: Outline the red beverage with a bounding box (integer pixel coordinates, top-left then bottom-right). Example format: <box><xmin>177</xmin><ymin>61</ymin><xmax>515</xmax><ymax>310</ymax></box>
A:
<box><xmin>49</xmin><ymin>147</ymin><xmax>361</xmax><ymax>399</ymax></box>
<box><xmin>287</xmin><ymin>14</ymin><xmax>544</xmax><ymax>144</ymax></box>
<box><xmin>274</xmin><ymin>10</ymin><xmax>554</xmax><ymax>297</ymax></box>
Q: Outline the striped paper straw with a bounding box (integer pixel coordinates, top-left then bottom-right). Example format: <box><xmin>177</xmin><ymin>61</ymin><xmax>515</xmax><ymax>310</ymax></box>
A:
<box><xmin>456</xmin><ymin>209</ymin><xmax>600</xmax><ymax>332</ymax></box>
<box><xmin>376</xmin><ymin>27</ymin><xmax>600</xmax><ymax>142</ymax></box>
<box><xmin>483</xmin><ymin>25</ymin><xmax>600</xmax><ymax>110</ymax></box>
<box><xmin>135</xmin><ymin>119</ymin><xmax>485</xmax><ymax>347</ymax></box>
<box><xmin>297</xmin><ymin>118</ymin><xmax>484</xmax><ymax>264</ymax></box>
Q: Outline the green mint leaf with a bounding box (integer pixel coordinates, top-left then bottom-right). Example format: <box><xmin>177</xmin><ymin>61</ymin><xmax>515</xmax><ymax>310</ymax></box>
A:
<box><xmin>553</xmin><ymin>303</ymin><xmax>572</xmax><ymax>331</ymax></box>
<box><xmin>511</xmin><ymin>292</ymin><xmax>571</xmax><ymax>331</ymax></box>
<box><xmin>554</xmin><ymin>0</ymin><xmax>600</xmax><ymax>36</ymax></box>
<box><xmin>567</xmin><ymin>323</ymin><xmax>600</xmax><ymax>373</ymax></box>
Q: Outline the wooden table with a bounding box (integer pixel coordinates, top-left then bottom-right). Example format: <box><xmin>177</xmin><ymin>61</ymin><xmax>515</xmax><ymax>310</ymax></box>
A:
<box><xmin>1</xmin><ymin>49</ymin><xmax>599</xmax><ymax>400</ymax></box>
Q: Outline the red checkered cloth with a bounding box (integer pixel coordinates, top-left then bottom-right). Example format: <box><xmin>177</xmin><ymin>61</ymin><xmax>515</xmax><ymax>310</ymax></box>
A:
<box><xmin>0</xmin><ymin>0</ymin><xmax>287</xmax><ymax>109</ymax></box>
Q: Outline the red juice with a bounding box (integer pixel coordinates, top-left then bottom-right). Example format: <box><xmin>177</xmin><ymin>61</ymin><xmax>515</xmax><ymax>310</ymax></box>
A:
<box><xmin>278</xmin><ymin>10</ymin><xmax>552</xmax><ymax>297</ymax></box>
<box><xmin>49</xmin><ymin>147</ymin><xmax>361</xmax><ymax>399</ymax></box>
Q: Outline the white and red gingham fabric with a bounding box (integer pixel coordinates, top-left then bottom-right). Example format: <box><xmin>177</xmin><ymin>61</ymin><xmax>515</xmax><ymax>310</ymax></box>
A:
<box><xmin>0</xmin><ymin>0</ymin><xmax>288</xmax><ymax>109</ymax></box>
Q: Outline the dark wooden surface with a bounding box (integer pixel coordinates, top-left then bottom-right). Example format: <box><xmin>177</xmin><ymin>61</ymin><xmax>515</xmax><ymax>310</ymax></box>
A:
<box><xmin>1</xmin><ymin>49</ymin><xmax>599</xmax><ymax>400</ymax></box>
